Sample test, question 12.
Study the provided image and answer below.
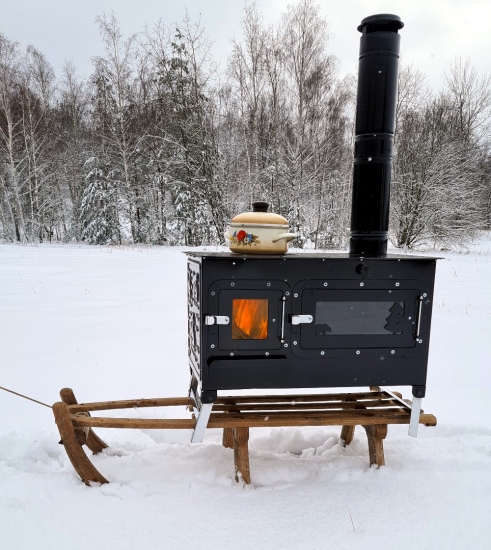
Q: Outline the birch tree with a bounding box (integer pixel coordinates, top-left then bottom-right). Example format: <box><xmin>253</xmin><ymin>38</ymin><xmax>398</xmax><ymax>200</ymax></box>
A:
<box><xmin>20</xmin><ymin>45</ymin><xmax>57</xmax><ymax>241</ymax></box>
<box><xmin>280</xmin><ymin>0</ymin><xmax>337</xmax><ymax>245</ymax></box>
<box><xmin>92</xmin><ymin>13</ymin><xmax>141</xmax><ymax>242</ymax></box>
<box><xmin>0</xmin><ymin>35</ymin><xmax>25</xmax><ymax>241</ymax></box>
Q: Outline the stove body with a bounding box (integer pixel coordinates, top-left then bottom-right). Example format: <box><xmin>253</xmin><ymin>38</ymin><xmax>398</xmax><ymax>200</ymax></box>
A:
<box><xmin>187</xmin><ymin>252</ymin><xmax>437</xmax><ymax>398</ymax></box>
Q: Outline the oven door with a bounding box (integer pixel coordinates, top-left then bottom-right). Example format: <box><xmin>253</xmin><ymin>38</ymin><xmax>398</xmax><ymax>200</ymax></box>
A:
<box><xmin>218</xmin><ymin>289</ymin><xmax>284</xmax><ymax>351</ymax></box>
<box><xmin>292</xmin><ymin>281</ymin><xmax>422</xmax><ymax>352</ymax></box>
<box><xmin>205</xmin><ymin>280</ymin><xmax>290</xmax><ymax>353</ymax></box>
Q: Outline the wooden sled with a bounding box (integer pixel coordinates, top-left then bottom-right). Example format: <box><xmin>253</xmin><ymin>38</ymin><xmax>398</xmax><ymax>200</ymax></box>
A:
<box><xmin>53</xmin><ymin>387</ymin><xmax>437</xmax><ymax>486</ymax></box>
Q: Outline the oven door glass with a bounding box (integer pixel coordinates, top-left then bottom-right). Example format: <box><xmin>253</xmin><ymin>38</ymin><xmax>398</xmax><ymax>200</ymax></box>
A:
<box><xmin>300</xmin><ymin>289</ymin><xmax>419</xmax><ymax>349</ymax></box>
<box><xmin>232</xmin><ymin>298</ymin><xmax>269</xmax><ymax>340</ymax></box>
<box><xmin>218</xmin><ymin>290</ymin><xmax>283</xmax><ymax>350</ymax></box>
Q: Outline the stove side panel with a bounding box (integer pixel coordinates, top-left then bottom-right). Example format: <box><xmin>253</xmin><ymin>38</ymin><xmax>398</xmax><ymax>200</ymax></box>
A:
<box><xmin>187</xmin><ymin>258</ymin><xmax>202</xmax><ymax>381</ymax></box>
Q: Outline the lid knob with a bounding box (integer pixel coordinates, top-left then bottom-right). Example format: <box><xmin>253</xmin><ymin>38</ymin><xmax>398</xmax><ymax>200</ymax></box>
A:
<box><xmin>252</xmin><ymin>201</ymin><xmax>269</xmax><ymax>213</ymax></box>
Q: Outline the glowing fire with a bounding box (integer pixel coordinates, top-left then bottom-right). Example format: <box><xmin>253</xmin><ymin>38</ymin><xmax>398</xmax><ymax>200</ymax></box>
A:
<box><xmin>232</xmin><ymin>299</ymin><xmax>268</xmax><ymax>340</ymax></box>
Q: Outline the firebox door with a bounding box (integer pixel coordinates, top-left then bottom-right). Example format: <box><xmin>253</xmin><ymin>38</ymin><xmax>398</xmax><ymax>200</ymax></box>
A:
<box><xmin>217</xmin><ymin>289</ymin><xmax>285</xmax><ymax>351</ymax></box>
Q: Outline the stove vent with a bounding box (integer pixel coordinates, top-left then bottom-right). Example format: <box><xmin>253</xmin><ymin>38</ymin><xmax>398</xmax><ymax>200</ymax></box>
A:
<box><xmin>349</xmin><ymin>14</ymin><xmax>404</xmax><ymax>257</ymax></box>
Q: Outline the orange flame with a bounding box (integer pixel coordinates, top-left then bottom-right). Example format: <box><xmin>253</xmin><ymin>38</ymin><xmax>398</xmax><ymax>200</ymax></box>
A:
<box><xmin>232</xmin><ymin>299</ymin><xmax>268</xmax><ymax>340</ymax></box>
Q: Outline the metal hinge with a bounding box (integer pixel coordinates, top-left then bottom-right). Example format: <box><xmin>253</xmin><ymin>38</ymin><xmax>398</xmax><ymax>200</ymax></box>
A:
<box><xmin>204</xmin><ymin>315</ymin><xmax>230</xmax><ymax>325</ymax></box>
<box><xmin>290</xmin><ymin>314</ymin><xmax>313</xmax><ymax>325</ymax></box>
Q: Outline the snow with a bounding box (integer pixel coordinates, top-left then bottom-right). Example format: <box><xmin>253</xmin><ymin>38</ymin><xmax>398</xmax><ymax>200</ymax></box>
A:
<box><xmin>1</xmin><ymin>238</ymin><xmax>491</xmax><ymax>549</ymax></box>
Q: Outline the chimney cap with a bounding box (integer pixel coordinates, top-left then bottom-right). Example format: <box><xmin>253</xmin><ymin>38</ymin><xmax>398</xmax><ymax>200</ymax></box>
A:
<box><xmin>358</xmin><ymin>14</ymin><xmax>404</xmax><ymax>33</ymax></box>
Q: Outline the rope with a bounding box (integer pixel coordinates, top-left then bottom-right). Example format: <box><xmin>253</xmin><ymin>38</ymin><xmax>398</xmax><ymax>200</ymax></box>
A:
<box><xmin>0</xmin><ymin>385</ymin><xmax>52</xmax><ymax>409</ymax></box>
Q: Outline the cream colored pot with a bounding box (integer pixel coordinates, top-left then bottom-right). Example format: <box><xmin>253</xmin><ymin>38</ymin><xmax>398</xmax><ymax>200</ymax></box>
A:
<box><xmin>224</xmin><ymin>202</ymin><xmax>297</xmax><ymax>254</ymax></box>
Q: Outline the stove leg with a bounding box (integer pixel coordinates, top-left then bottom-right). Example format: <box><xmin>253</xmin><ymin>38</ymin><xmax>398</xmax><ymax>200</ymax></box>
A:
<box><xmin>408</xmin><ymin>397</ymin><xmax>423</xmax><ymax>438</ymax></box>
<box><xmin>191</xmin><ymin>402</ymin><xmax>213</xmax><ymax>443</ymax></box>
<box><xmin>340</xmin><ymin>425</ymin><xmax>355</xmax><ymax>446</ymax></box>
<box><xmin>363</xmin><ymin>424</ymin><xmax>388</xmax><ymax>468</ymax></box>
<box><xmin>222</xmin><ymin>428</ymin><xmax>234</xmax><ymax>449</ymax></box>
<box><xmin>233</xmin><ymin>427</ymin><xmax>251</xmax><ymax>484</ymax></box>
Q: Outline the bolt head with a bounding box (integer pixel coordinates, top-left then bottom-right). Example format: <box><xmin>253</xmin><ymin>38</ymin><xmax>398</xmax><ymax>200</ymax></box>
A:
<box><xmin>293</xmin><ymin>341</ymin><xmax>297</xmax><ymax>345</ymax></box>
<box><xmin>294</xmin><ymin>293</ymin><xmax>298</xmax><ymax>298</ymax></box>
<box><xmin>211</xmin><ymin>344</ymin><xmax>215</xmax><ymax>349</ymax></box>
<box><xmin>360</xmin><ymin>282</ymin><xmax>364</xmax><ymax>287</ymax></box>
<box><xmin>356</xmin><ymin>350</ymin><xmax>361</xmax><ymax>355</ymax></box>
<box><xmin>284</xmin><ymin>343</ymin><xmax>288</xmax><ymax>348</ymax></box>
<box><xmin>391</xmin><ymin>350</ymin><xmax>395</xmax><ymax>354</ymax></box>
<box><xmin>320</xmin><ymin>351</ymin><xmax>325</xmax><ymax>355</ymax></box>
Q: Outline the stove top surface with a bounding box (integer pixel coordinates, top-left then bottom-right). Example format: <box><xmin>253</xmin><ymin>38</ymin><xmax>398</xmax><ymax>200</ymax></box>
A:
<box><xmin>184</xmin><ymin>251</ymin><xmax>441</xmax><ymax>261</ymax></box>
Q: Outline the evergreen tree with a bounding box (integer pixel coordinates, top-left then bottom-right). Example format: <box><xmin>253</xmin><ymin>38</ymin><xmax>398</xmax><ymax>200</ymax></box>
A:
<box><xmin>80</xmin><ymin>158</ymin><xmax>122</xmax><ymax>244</ymax></box>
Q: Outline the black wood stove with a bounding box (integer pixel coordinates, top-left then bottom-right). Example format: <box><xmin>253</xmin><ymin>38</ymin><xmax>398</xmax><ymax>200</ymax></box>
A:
<box><xmin>186</xmin><ymin>14</ymin><xmax>438</xmax><ymax>442</ymax></box>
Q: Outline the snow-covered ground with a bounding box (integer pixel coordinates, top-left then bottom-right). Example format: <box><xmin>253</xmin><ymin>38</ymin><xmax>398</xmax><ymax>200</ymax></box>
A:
<box><xmin>1</xmin><ymin>238</ymin><xmax>490</xmax><ymax>549</ymax></box>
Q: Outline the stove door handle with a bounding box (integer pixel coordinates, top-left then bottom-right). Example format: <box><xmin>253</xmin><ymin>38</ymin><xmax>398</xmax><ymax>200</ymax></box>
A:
<box><xmin>414</xmin><ymin>296</ymin><xmax>423</xmax><ymax>338</ymax></box>
<box><xmin>290</xmin><ymin>315</ymin><xmax>313</xmax><ymax>325</ymax></box>
<box><xmin>204</xmin><ymin>315</ymin><xmax>230</xmax><ymax>326</ymax></box>
<box><xmin>280</xmin><ymin>296</ymin><xmax>286</xmax><ymax>342</ymax></box>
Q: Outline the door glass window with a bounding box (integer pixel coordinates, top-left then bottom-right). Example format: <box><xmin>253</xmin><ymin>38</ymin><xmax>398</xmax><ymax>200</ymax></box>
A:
<box><xmin>232</xmin><ymin>299</ymin><xmax>269</xmax><ymax>340</ymax></box>
<box><xmin>315</xmin><ymin>301</ymin><xmax>404</xmax><ymax>335</ymax></box>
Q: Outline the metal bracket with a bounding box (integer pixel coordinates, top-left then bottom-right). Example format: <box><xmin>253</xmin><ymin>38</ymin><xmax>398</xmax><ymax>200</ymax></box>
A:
<box><xmin>189</xmin><ymin>379</ymin><xmax>216</xmax><ymax>443</ymax></box>
<box><xmin>380</xmin><ymin>386</ymin><xmax>422</xmax><ymax>438</ymax></box>
<box><xmin>204</xmin><ymin>315</ymin><xmax>229</xmax><ymax>325</ymax></box>
<box><xmin>290</xmin><ymin>314</ymin><xmax>313</xmax><ymax>325</ymax></box>
<box><xmin>380</xmin><ymin>386</ymin><xmax>412</xmax><ymax>411</ymax></box>
<box><xmin>408</xmin><ymin>397</ymin><xmax>423</xmax><ymax>438</ymax></box>
<box><xmin>191</xmin><ymin>402</ymin><xmax>213</xmax><ymax>443</ymax></box>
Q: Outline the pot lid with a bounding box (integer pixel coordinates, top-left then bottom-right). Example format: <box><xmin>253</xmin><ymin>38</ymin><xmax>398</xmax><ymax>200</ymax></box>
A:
<box><xmin>231</xmin><ymin>201</ymin><xmax>288</xmax><ymax>225</ymax></box>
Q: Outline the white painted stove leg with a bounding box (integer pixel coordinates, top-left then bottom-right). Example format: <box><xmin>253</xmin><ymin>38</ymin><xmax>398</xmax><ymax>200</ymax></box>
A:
<box><xmin>191</xmin><ymin>402</ymin><xmax>213</xmax><ymax>443</ymax></box>
<box><xmin>408</xmin><ymin>397</ymin><xmax>423</xmax><ymax>438</ymax></box>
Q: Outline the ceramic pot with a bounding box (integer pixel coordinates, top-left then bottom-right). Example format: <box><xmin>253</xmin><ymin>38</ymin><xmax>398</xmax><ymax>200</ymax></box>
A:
<box><xmin>224</xmin><ymin>202</ymin><xmax>297</xmax><ymax>254</ymax></box>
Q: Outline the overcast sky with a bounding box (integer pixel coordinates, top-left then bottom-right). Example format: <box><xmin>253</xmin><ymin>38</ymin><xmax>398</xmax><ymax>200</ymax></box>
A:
<box><xmin>2</xmin><ymin>0</ymin><xmax>490</xmax><ymax>88</ymax></box>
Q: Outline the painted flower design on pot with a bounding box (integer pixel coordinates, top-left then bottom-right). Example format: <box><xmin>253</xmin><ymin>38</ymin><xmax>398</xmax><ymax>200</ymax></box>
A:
<box><xmin>230</xmin><ymin>229</ymin><xmax>260</xmax><ymax>246</ymax></box>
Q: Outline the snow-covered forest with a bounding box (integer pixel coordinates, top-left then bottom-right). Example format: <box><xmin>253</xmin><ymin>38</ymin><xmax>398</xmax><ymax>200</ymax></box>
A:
<box><xmin>1</xmin><ymin>0</ymin><xmax>490</xmax><ymax>249</ymax></box>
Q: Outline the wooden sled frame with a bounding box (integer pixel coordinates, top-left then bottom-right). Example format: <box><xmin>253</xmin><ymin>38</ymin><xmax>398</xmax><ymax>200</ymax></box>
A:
<box><xmin>53</xmin><ymin>387</ymin><xmax>437</xmax><ymax>486</ymax></box>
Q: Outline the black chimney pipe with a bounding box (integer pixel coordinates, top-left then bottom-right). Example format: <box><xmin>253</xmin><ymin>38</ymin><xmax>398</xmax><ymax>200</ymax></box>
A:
<box><xmin>349</xmin><ymin>14</ymin><xmax>404</xmax><ymax>257</ymax></box>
